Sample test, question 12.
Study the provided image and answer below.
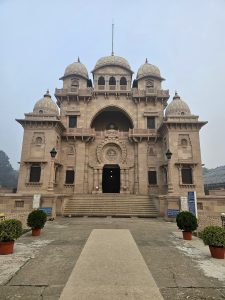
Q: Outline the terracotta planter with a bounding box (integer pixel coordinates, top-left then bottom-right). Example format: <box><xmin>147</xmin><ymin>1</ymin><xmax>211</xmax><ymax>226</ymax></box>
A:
<box><xmin>182</xmin><ymin>231</ymin><xmax>192</xmax><ymax>240</ymax></box>
<box><xmin>209</xmin><ymin>246</ymin><xmax>225</xmax><ymax>259</ymax></box>
<box><xmin>0</xmin><ymin>241</ymin><xmax>15</xmax><ymax>255</ymax></box>
<box><xmin>32</xmin><ymin>228</ymin><xmax>41</xmax><ymax>236</ymax></box>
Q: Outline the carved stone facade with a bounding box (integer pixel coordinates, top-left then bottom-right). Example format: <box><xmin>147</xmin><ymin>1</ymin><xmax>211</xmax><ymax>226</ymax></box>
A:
<box><xmin>16</xmin><ymin>54</ymin><xmax>207</xmax><ymax>205</ymax></box>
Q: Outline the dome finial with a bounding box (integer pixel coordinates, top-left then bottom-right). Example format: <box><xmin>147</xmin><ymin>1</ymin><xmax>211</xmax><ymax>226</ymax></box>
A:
<box><xmin>145</xmin><ymin>58</ymin><xmax>148</xmax><ymax>63</ymax></box>
<box><xmin>173</xmin><ymin>90</ymin><xmax>180</xmax><ymax>100</ymax></box>
<box><xmin>44</xmin><ymin>89</ymin><xmax>51</xmax><ymax>98</ymax></box>
<box><xmin>77</xmin><ymin>56</ymin><xmax>80</xmax><ymax>63</ymax></box>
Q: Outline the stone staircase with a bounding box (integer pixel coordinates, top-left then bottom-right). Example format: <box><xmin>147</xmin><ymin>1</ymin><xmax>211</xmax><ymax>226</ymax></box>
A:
<box><xmin>63</xmin><ymin>194</ymin><xmax>158</xmax><ymax>217</ymax></box>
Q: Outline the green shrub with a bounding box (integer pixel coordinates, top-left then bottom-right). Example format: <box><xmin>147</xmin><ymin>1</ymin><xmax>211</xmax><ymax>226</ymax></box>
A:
<box><xmin>27</xmin><ymin>210</ymin><xmax>47</xmax><ymax>229</ymax></box>
<box><xmin>176</xmin><ymin>211</ymin><xmax>198</xmax><ymax>232</ymax></box>
<box><xmin>0</xmin><ymin>219</ymin><xmax>23</xmax><ymax>242</ymax></box>
<box><xmin>201</xmin><ymin>226</ymin><xmax>225</xmax><ymax>247</ymax></box>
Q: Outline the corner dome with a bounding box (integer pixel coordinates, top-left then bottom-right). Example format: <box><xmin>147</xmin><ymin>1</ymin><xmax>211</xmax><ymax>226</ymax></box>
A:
<box><xmin>33</xmin><ymin>90</ymin><xmax>59</xmax><ymax>115</ymax></box>
<box><xmin>165</xmin><ymin>92</ymin><xmax>191</xmax><ymax>117</ymax></box>
<box><xmin>62</xmin><ymin>58</ymin><xmax>89</xmax><ymax>80</ymax></box>
<box><xmin>93</xmin><ymin>55</ymin><xmax>133</xmax><ymax>73</ymax></box>
<box><xmin>137</xmin><ymin>59</ymin><xmax>163</xmax><ymax>80</ymax></box>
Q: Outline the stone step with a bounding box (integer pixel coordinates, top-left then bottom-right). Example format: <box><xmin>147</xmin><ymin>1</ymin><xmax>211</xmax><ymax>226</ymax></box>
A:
<box><xmin>63</xmin><ymin>194</ymin><xmax>158</xmax><ymax>217</ymax></box>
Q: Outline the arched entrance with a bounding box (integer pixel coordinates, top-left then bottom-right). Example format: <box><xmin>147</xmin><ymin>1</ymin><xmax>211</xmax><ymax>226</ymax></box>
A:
<box><xmin>91</xmin><ymin>106</ymin><xmax>134</xmax><ymax>131</ymax></box>
<box><xmin>102</xmin><ymin>164</ymin><xmax>120</xmax><ymax>193</ymax></box>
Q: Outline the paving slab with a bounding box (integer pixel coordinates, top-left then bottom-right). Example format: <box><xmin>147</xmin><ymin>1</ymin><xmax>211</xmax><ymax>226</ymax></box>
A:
<box><xmin>59</xmin><ymin>229</ymin><xmax>163</xmax><ymax>300</ymax></box>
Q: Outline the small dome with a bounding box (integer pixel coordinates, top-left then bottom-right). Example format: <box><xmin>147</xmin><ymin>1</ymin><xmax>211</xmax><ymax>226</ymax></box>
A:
<box><xmin>137</xmin><ymin>59</ymin><xmax>163</xmax><ymax>80</ymax></box>
<box><xmin>165</xmin><ymin>92</ymin><xmax>191</xmax><ymax>117</ymax></box>
<box><xmin>33</xmin><ymin>90</ymin><xmax>59</xmax><ymax>115</ymax></box>
<box><xmin>63</xmin><ymin>58</ymin><xmax>89</xmax><ymax>79</ymax></box>
<box><xmin>93</xmin><ymin>55</ymin><xmax>133</xmax><ymax>73</ymax></box>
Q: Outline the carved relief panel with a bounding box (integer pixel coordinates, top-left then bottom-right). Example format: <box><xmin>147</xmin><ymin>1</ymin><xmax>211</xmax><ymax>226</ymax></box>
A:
<box><xmin>177</xmin><ymin>134</ymin><xmax>193</xmax><ymax>160</ymax></box>
<box><xmin>30</xmin><ymin>132</ymin><xmax>45</xmax><ymax>158</ymax></box>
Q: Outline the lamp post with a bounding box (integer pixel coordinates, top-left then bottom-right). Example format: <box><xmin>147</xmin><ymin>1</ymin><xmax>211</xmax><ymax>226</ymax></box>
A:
<box><xmin>48</xmin><ymin>147</ymin><xmax>57</xmax><ymax>191</ymax></box>
<box><xmin>166</xmin><ymin>149</ymin><xmax>173</xmax><ymax>194</ymax></box>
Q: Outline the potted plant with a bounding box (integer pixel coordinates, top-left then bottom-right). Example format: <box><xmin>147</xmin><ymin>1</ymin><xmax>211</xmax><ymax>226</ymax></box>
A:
<box><xmin>27</xmin><ymin>209</ymin><xmax>47</xmax><ymax>236</ymax></box>
<box><xmin>176</xmin><ymin>211</ymin><xmax>198</xmax><ymax>240</ymax></box>
<box><xmin>201</xmin><ymin>226</ymin><xmax>225</xmax><ymax>259</ymax></box>
<box><xmin>0</xmin><ymin>219</ymin><xmax>23</xmax><ymax>255</ymax></box>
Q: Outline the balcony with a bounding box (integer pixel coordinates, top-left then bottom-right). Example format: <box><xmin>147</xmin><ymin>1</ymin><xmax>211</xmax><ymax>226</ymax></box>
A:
<box><xmin>132</xmin><ymin>88</ymin><xmax>169</xmax><ymax>98</ymax></box>
<box><xmin>63</xmin><ymin>128</ymin><xmax>96</xmax><ymax>141</ymax></box>
<box><xmin>55</xmin><ymin>88</ymin><xmax>93</xmax><ymax>97</ymax></box>
<box><xmin>128</xmin><ymin>128</ymin><xmax>159</xmax><ymax>141</ymax></box>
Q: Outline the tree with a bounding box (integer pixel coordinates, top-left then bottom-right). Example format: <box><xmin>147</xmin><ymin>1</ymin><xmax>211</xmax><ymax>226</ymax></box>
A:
<box><xmin>0</xmin><ymin>150</ymin><xmax>18</xmax><ymax>188</ymax></box>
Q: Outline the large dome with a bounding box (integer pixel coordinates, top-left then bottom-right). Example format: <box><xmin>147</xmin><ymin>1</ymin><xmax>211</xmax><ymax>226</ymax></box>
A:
<box><xmin>93</xmin><ymin>55</ymin><xmax>132</xmax><ymax>73</ymax></box>
<box><xmin>33</xmin><ymin>91</ymin><xmax>59</xmax><ymax>115</ymax></box>
<box><xmin>165</xmin><ymin>92</ymin><xmax>191</xmax><ymax>117</ymax></box>
<box><xmin>63</xmin><ymin>58</ymin><xmax>89</xmax><ymax>79</ymax></box>
<box><xmin>137</xmin><ymin>59</ymin><xmax>163</xmax><ymax>80</ymax></box>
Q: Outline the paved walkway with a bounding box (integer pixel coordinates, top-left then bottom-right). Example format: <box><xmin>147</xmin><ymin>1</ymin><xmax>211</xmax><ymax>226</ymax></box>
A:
<box><xmin>60</xmin><ymin>229</ymin><xmax>163</xmax><ymax>300</ymax></box>
<box><xmin>0</xmin><ymin>217</ymin><xmax>225</xmax><ymax>300</ymax></box>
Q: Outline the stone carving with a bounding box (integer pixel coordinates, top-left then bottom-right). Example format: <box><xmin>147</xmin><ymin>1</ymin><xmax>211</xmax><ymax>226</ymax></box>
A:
<box><xmin>96</xmin><ymin>138</ymin><xmax>127</xmax><ymax>164</ymax></box>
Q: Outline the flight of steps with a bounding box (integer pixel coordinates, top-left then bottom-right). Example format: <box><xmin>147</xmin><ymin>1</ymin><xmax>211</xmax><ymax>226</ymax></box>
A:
<box><xmin>63</xmin><ymin>194</ymin><xmax>158</xmax><ymax>217</ymax></box>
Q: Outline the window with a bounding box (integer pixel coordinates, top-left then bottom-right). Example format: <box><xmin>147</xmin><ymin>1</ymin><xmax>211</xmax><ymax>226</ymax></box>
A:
<box><xmin>98</xmin><ymin>76</ymin><xmax>105</xmax><ymax>85</ymax></box>
<box><xmin>39</xmin><ymin>110</ymin><xmax>43</xmax><ymax>114</ymax></box>
<box><xmin>65</xmin><ymin>170</ymin><xmax>75</xmax><ymax>184</ymax></box>
<box><xmin>69</xmin><ymin>116</ymin><xmax>77</xmax><ymax>128</ymax></box>
<box><xmin>71</xmin><ymin>79</ymin><xmax>79</xmax><ymax>88</ymax></box>
<box><xmin>15</xmin><ymin>201</ymin><xmax>24</xmax><ymax>208</ymax></box>
<box><xmin>147</xmin><ymin>117</ymin><xmax>155</xmax><ymax>129</ymax></box>
<box><xmin>146</xmin><ymin>80</ymin><xmax>154</xmax><ymax>88</ymax></box>
<box><xmin>120</xmin><ymin>77</ymin><xmax>127</xmax><ymax>85</ymax></box>
<box><xmin>148</xmin><ymin>171</ymin><xmax>157</xmax><ymax>185</ymax></box>
<box><xmin>181</xmin><ymin>139</ymin><xmax>188</xmax><ymax>146</ymax></box>
<box><xmin>181</xmin><ymin>167</ymin><xmax>193</xmax><ymax>184</ymax></box>
<box><xmin>109</xmin><ymin>77</ymin><xmax>116</xmax><ymax>85</ymax></box>
<box><xmin>29</xmin><ymin>164</ymin><xmax>41</xmax><ymax>182</ymax></box>
<box><xmin>35</xmin><ymin>137</ymin><xmax>42</xmax><ymax>145</ymax></box>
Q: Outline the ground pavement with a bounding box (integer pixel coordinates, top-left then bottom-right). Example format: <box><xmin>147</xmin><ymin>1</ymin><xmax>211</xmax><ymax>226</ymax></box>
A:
<box><xmin>0</xmin><ymin>217</ymin><xmax>225</xmax><ymax>300</ymax></box>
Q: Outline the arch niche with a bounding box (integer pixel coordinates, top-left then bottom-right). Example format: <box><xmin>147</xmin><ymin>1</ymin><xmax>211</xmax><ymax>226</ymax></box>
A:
<box><xmin>90</xmin><ymin>106</ymin><xmax>134</xmax><ymax>132</ymax></box>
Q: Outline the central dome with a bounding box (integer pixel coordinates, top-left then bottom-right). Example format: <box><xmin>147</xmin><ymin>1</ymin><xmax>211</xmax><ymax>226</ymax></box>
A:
<box><xmin>93</xmin><ymin>55</ymin><xmax>133</xmax><ymax>73</ymax></box>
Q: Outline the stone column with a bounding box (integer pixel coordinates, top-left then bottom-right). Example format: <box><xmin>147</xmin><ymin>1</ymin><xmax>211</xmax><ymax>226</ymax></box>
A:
<box><xmin>134</xmin><ymin>143</ymin><xmax>139</xmax><ymax>194</ymax></box>
<box><xmin>93</xmin><ymin>169</ymin><xmax>98</xmax><ymax>193</ymax></box>
<box><xmin>75</xmin><ymin>142</ymin><xmax>86</xmax><ymax>193</ymax></box>
<box><xmin>83</xmin><ymin>143</ymin><xmax>89</xmax><ymax>193</ymax></box>
<box><xmin>98</xmin><ymin>168</ymin><xmax>103</xmax><ymax>193</ymax></box>
<box><xmin>120</xmin><ymin>169</ymin><xmax>125</xmax><ymax>193</ymax></box>
<box><xmin>138</xmin><ymin>142</ymin><xmax>148</xmax><ymax>194</ymax></box>
<box><xmin>125</xmin><ymin>169</ymin><xmax>129</xmax><ymax>192</ymax></box>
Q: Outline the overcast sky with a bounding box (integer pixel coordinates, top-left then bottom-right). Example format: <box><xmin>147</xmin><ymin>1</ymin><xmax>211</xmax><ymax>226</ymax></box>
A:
<box><xmin>1</xmin><ymin>0</ymin><xmax>225</xmax><ymax>169</ymax></box>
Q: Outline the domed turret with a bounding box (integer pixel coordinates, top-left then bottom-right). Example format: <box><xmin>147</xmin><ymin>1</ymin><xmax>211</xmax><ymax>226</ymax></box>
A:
<box><xmin>137</xmin><ymin>59</ymin><xmax>163</xmax><ymax>81</ymax></box>
<box><xmin>93</xmin><ymin>55</ymin><xmax>133</xmax><ymax>73</ymax></box>
<box><xmin>33</xmin><ymin>90</ymin><xmax>59</xmax><ymax>115</ymax></box>
<box><xmin>165</xmin><ymin>92</ymin><xmax>191</xmax><ymax>117</ymax></box>
<box><xmin>62</xmin><ymin>57</ymin><xmax>89</xmax><ymax>80</ymax></box>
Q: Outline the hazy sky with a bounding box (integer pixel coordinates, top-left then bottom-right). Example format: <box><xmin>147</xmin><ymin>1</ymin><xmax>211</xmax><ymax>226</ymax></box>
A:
<box><xmin>1</xmin><ymin>0</ymin><xmax>225</xmax><ymax>169</ymax></box>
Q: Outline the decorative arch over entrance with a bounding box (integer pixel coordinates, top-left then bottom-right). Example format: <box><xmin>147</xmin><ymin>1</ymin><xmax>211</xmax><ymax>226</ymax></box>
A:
<box><xmin>102</xmin><ymin>164</ymin><xmax>120</xmax><ymax>193</ymax></box>
<box><xmin>90</xmin><ymin>106</ymin><xmax>134</xmax><ymax>131</ymax></box>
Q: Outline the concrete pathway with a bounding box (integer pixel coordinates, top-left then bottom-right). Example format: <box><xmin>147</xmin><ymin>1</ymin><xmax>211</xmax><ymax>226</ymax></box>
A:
<box><xmin>59</xmin><ymin>229</ymin><xmax>163</xmax><ymax>300</ymax></box>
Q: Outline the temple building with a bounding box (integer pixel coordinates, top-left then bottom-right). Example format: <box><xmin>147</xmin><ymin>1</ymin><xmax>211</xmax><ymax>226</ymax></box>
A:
<box><xmin>16</xmin><ymin>54</ymin><xmax>207</xmax><ymax>217</ymax></box>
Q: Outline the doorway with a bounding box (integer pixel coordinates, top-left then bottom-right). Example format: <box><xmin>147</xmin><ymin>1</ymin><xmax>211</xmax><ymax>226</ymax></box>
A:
<box><xmin>102</xmin><ymin>165</ymin><xmax>120</xmax><ymax>193</ymax></box>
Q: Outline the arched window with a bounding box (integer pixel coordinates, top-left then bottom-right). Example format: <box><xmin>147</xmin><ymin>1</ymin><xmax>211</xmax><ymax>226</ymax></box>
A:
<box><xmin>120</xmin><ymin>77</ymin><xmax>127</xmax><ymax>85</ymax></box>
<box><xmin>146</xmin><ymin>79</ymin><xmax>154</xmax><ymax>88</ymax></box>
<box><xmin>181</xmin><ymin>139</ymin><xmax>188</xmax><ymax>146</ymax></box>
<box><xmin>109</xmin><ymin>77</ymin><xmax>116</xmax><ymax>85</ymax></box>
<box><xmin>71</xmin><ymin>79</ymin><xmax>79</xmax><ymax>88</ymax></box>
<box><xmin>35</xmin><ymin>137</ymin><xmax>42</xmax><ymax>145</ymax></box>
<box><xmin>98</xmin><ymin>76</ymin><xmax>105</xmax><ymax>85</ymax></box>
